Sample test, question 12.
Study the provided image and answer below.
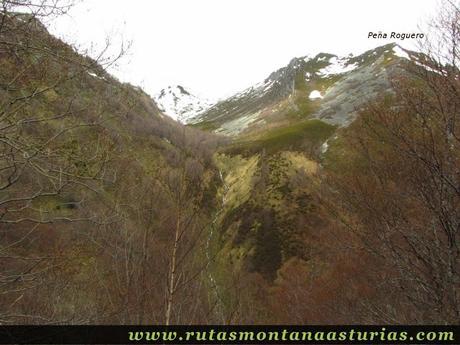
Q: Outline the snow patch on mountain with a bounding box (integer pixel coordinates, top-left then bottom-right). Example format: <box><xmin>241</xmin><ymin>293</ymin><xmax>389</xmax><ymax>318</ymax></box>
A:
<box><xmin>309</xmin><ymin>90</ymin><xmax>323</xmax><ymax>99</ymax></box>
<box><xmin>154</xmin><ymin>85</ymin><xmax>214</xmax><ymax>124</ymax></box>
<box><xmin>392</xmin><ymin>45</ymin><xmax>411</xmax><ymax>59</ymax></box>
<box><xmin>318</xmin><ymin>57</ymin><xmax>358</xmax><ymax>76</ymax></box>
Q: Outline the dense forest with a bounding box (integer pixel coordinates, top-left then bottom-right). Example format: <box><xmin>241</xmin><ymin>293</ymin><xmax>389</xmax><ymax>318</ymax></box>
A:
<box><xmin>0</xmin><ymin>0</ymin><xmax>458</xmax><ymax>326</ymax></box>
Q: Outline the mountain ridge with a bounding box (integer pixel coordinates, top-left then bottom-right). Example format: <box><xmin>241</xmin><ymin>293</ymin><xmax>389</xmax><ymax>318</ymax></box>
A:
<box><xmin>189</xmin><ymin>43</ymin><xmax>418</xmax><ymax>136</ymax></box>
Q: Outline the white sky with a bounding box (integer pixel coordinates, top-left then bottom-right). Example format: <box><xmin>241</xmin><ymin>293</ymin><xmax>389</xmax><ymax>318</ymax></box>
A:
<box><xmin>49</xmin><ymin>0</ymin><xmax>440</xmax><ymax>101</ymax></box>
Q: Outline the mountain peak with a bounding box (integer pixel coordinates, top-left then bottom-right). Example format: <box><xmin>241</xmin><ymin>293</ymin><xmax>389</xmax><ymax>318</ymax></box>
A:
<box><xmin>154</xmin><ymin>85</ymin><xmax>214</xmax><ymax>124</ymax></box>
<box><xmin>191</xmin><ymin>44</ymin><xmax>420</xmax><ymax>135</ymax></box>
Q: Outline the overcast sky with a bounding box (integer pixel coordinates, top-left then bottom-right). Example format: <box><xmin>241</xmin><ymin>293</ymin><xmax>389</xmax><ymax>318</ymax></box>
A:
<box><xmin>50</xmin><ymin>0</ymin><xmax>440</xmax><ymax>101</ymax></box>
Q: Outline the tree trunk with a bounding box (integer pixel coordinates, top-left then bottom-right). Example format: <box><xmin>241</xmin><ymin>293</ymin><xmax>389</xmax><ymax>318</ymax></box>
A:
<box><xmin>165</xmin><ymin>215</ymin><xmax>181</xmax><ymax>325</ymax></box>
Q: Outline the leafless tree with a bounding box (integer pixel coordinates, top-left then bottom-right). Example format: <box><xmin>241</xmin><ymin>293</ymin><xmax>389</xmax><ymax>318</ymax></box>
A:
<box><xmin>327</xmin><ymin>1</ymin><xmax>460</xmax><ymax>323</ymax></box>
<box><xmin>0</xmin><ymin>0</ymin><xmax>129</xmax><ymax>324</ymax></box>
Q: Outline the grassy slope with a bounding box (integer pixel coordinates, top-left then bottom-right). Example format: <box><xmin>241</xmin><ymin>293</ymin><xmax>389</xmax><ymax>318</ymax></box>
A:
<box><xmin>225</xmin><ymin>119</ymin><xmax>336</xmax><ymax>156</ymax></box>
<box><xmin>200</xmin><ymin>57</ymin><xmax>339</xmax><ymax>290</ymax></box>
<box><xmin>211</xmin><ymin>146</ymin><xmax>328</xmax><ymax>283</ymax></box>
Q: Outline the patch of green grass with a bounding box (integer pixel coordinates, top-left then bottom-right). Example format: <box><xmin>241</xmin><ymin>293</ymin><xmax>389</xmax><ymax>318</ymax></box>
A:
<box><xmin>225</xmin><ymin>119</ymin><xmax>336</xmax><ymax>155</ymax></box>
<box><xmin>315</xmin><ymin>74</ymin><xmax>342</xmax><ymax>90</ymax></box>
<box><xmin>31</xmin><ymin>194</ymin><xmax>79</xmax><ymax>217</ymax></box>
<box><xmin>189</xmin><ymin>120</ymin><xmax>220</xmax><ymax>131</ymax></box>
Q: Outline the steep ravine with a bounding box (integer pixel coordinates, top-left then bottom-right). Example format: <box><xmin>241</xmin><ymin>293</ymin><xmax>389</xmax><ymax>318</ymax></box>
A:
<box><xmin>206</xmin><ymin>169</ymin><xmax>230</xmax><ymax>322</ymax></box>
